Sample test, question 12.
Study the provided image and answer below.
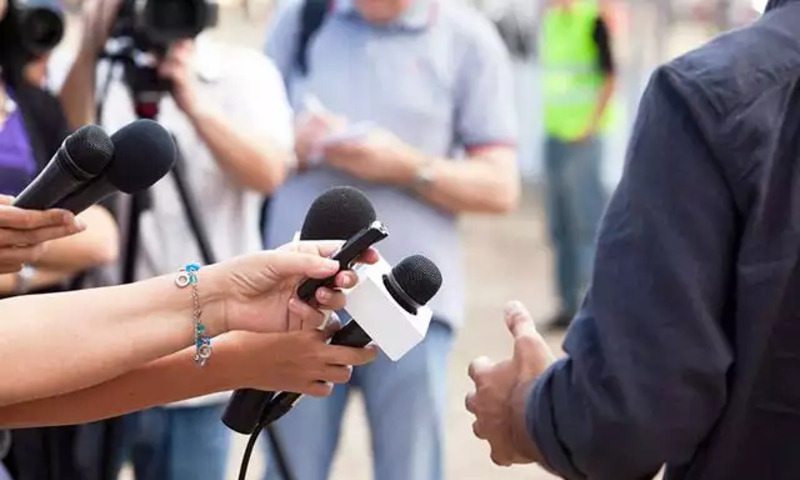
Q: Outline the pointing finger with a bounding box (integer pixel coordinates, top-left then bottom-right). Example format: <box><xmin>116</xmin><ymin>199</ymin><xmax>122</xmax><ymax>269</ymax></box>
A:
<box><xmin>504</xmin><ymin>300</ymin><xmax>539</xmax><ymax>340</ymax></box>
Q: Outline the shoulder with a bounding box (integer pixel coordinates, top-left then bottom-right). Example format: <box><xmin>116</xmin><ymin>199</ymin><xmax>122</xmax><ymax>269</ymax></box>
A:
<box><xmin>436</xmin><ymin>3</ymin><xmax>509</xmax><ymax>65</ymax></box>
<box><xmin>663</xmin><ymin>10</ymin><xmax>800</xmax><ymax>118</ymax></box>
<box><xmin>198</xmin><ymin>39</ymin><xmax>284</xmax><ymax>86</ymax></box>
<box><xmin>438</xmin><ymin>3</ymin><xmax>505</xmax><ymax>48</ymax></box>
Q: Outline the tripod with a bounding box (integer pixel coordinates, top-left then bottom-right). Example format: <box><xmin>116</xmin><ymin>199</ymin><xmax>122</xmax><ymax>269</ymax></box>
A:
<box><xmin>94</xmin><ymin>64</ymin><xmax>297</xmax><ymax>480</ymax></box>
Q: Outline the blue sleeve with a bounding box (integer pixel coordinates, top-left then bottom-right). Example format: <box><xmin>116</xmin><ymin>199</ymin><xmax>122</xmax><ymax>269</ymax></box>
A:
<box><xmin>527</xmin><ymin>66</ymin><xmax>737</xmax><ymax>479</ymax></box>
<box><xmin>263</xmin><ymin>0</ymin><xmax>304</xmax><ymax>85</ymax></box>
<box><xmin>454</xmin><ymin>18</ymin><xmax>518</xmax><ymax>149</ymax></box>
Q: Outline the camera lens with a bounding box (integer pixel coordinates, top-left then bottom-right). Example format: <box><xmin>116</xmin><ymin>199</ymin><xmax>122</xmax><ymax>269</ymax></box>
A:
<box><xmin>20</xmin><ymin>7</ymin><xmax>64</xmax><ymax>54</ymax></box>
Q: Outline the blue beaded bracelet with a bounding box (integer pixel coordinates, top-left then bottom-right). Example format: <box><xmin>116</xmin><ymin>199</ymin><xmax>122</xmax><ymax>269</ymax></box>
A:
<box><xmin>176</xmin><ymin>263</ymin><xmax>211</xmax><ymax>366</ymax></box>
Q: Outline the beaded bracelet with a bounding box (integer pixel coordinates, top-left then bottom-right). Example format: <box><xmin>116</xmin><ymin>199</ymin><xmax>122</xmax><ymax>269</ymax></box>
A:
<box><xmin>176</xmin><ymin>263</ymin><xmax>212</xmax><ymax>366</ymax></box>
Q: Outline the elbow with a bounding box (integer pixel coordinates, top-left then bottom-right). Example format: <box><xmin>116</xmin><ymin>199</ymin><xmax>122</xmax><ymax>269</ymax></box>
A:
<box><xmin>246</xmin><ymin>154</ymin><xmax>289</xmax><ymax>195</ymax></box>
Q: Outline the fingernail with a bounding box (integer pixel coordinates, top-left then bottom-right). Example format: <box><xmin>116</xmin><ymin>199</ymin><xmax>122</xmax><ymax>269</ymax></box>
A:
<box><xmin>340</xmin><ymin>274</ymin><xmax>353</xmax><ymax>288</ymax></box>
<box><xmin>74</xmin><ymin>218</ymin><xmax>87</xmax><ymax>230</ymax></box>
<box><xmin>505</xmin><ymin>300</ymin><xmax>525</xmax><ymax>317</ymax></box>
<box><xmin>317</xmin><ymin>289</ymin><xmax>332</xmax><ymax>302</ymax></box>
<box><xmin>321</xmin><ymin>259</ymin><xmax>340</xmax><ymax>273</ymax></box>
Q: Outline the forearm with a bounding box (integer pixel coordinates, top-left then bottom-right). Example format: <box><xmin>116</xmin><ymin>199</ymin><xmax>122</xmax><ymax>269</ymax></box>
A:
<box><xmin>414</xmin><ymin>150</ymin><xmax>520</xmax><ymax>214</ymax></box>
<box><xmin>60</xmin><ymin>48</ymin><xmax>98</xmax><ymax>129</ymax></box>
<box><xmin>587</xmin><ymin>75</ymin><xmax>616</xmax><ymax>133</ymax></box>
<box><xmin>33</xmin><ymin>206</ymin><xmax>119</xmax><ymax>273</ymax></box>
<box><xmin>190</xmin><ymin>106</ymin><xmax>289</xmax><ymax>194</ymax></box>
<box><xmin>0</xmin><ymin>270</ymin><xmax>225</xmax><ymax>407</ymax></box>
<box><xmin>0</xmin><ymin>340</ymin><xmax>238</xmax><ymax>427</ymax></box>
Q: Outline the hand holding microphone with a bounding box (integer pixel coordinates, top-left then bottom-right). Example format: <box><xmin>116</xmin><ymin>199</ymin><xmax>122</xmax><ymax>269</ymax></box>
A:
<box><xmin>0</xmin><ymin>196</ymin><xmax>85</xmax><ymax>274</ymax></box>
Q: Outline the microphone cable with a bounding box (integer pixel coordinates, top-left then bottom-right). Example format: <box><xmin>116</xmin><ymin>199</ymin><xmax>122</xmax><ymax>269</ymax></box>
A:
<box><xmin>237</xmin><ymin>396</ymin><xmax>297</xmax><ymax>480</ymax></box>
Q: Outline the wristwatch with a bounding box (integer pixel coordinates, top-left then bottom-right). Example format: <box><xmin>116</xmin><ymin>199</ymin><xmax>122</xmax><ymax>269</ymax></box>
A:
<box><xmin>409</xmin><ymin>159</ymin><xmax>437</xmax><ymax>195</ymax></box>
<box><xmin>14</xmin><ymin>264</ymin><xmax>36</xmax><ymax>295</ymax></box>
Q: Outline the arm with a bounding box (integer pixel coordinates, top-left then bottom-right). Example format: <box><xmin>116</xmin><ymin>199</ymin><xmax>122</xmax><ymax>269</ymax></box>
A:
<box><xmin>161</xmin><ymin>42</ymin><xmax>293</xmax><ymax>194</ymax></box>
<box><xmin>31</xmin><ymin>205</ymin><xmax>118</xmax><ymax>272</ymax></box>
<box><xmin>59</xmin><ymin>0</ymin><xmax>121</xmax><ymax>129</ymax></box>
<box><xmin>0</xmin><ymin>206</ymin><xmax>119</xmax><ymax>295</ymax></box>
<box><xmin>321</xmin><ymin>22</ymin><xmax>520</xmax><ymax>214</ymax></box>
<box><xmin>59</xmin><ymin>48</ymin><xmax>97</xmax><ymax>129</ymax></box>
<box><xmin>187</xmin><ymin>106</ymin><xmax>290</xmax><ymax>194</ymax></box>
<box><xmin>0</xmin><ymin>242</ymin><xmax>359</xmax><ymax>408</ymax></box>
<box><xmin>526</xmin><ymin>67</ymin><xmax>736</xmax><ymax>479</ymax></box>
<box><xmin>0</xmin><ymin>329</ymin><xmax>375</xmax><ymax>428</ymax></box>
<box><xmin>582</xmin><ymin>16</ymin><xmax>617</xmax><ymax>138</ymax></box>
<box><xmin>0</xmin><ymin>273</ymin><xmax>223</xmax><ymax>407</ymax></box>
<box><xmin>388</xmin><ymin>146</ymin><xmax>519</xmax><ymax>215</ymax></box>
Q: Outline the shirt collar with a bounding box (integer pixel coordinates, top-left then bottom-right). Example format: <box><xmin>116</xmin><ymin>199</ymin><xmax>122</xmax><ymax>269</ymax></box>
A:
<box><xmin>766</xmin><ymin>0</ymin><xmax>799</xmax><ymax>10</ymax></box>
<box><xmin>334</xmin><ymin>0</ymin><xmax>436</xmax><ymax>30</ymax></box>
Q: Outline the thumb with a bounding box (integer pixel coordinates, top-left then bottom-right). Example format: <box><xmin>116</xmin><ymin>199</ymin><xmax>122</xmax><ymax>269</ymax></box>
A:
<box><xmin>504</xmin><ymin>301</ymin><xmax>556</xmax><ymax>375</ymax></box>
<box><xmin>504</xmin><ymin>300</ymin><xmax>538</xmax><ymax>341</ymax></box>
<box><xmin>0</xmin><ymin>195</ymin><xmax>12</xmax><ymax>206</ymax></box>
<box><xmin>267</xmin><ymin>251</ymin><xmax>340</xmax><ymax>280</ymax></box>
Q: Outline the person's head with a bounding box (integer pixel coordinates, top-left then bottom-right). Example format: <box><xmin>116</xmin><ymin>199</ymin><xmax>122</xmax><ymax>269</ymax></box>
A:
<box><xmin>353</xmin><ymin>0</ymin><xmax>414</xmax><ymax>24</ymax></box>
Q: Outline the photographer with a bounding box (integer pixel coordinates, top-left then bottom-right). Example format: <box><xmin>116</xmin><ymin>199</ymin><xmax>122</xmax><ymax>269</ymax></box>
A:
<box><xmin>59</xmin><ymin>0</ymin><xmax>296</xmax><ymax>477</ymax></box>
<box><xmin>0</xmin><ymin>240</ymin><xmax>377</xmax><ymax>425</ymax></box>
<box><xmin>0</xmin><ymin>2</ymin><xmax>120</xmax><ymax>478</ymax></box>
<box><xmin>0</xmin><ymin>0</ymin><xmax>119</xmax><ymax>296</ymax></box>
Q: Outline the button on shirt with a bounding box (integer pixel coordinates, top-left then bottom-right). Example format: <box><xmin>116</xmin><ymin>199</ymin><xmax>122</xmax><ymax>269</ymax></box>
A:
<box><xmin>264</xmin><ymin>0</ymin><xmax>517</xmax><ymax>328</ymax></box>
<box><xmin>100</xmin><ymin>38</ymin><xmax>294</xmax><ymax>407</ymax></box>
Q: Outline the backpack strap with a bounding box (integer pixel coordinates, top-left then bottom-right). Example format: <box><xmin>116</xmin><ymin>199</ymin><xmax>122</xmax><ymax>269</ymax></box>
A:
<box><xmin>295</xmin><ymin>0</ymin><xmax>329</xmax><ymax>76</ymax></box>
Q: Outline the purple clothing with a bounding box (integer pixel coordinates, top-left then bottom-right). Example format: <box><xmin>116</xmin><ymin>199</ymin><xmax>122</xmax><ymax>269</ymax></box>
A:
<box><xmin>0</xmin><ymin>107</ymin><xmax>36</xmax><ymax>196</ymax></box>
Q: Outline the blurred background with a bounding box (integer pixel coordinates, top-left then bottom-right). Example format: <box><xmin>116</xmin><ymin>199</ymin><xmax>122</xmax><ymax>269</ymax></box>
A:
<box><xmin>39</xmin><ymin>0</ymin><xmax>765</xmax><ymax>479</ymax></box>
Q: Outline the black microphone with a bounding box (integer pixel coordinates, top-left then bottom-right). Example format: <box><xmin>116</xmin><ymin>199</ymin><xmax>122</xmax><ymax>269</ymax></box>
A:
<box><xmin>13</xmin><ymin>124</ymin><xmax>114</xmax><ymax>210</ymax></box>
<box><xmin>261</xmin><ymin>255</ymin><xmax>443</xmax><ymax>426</ymax></box>
<box><xmin>54</xmin><ymin>120</ymin><xmax>176</xmax><ymax>214</ymax></box>
<box><xmin>222</xmin><ymin>186</ymin><xmax>380</xmax><ymax>435</ymax></box>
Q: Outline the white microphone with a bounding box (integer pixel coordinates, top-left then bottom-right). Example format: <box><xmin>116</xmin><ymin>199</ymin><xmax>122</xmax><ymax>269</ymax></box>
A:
<box><xmin>260</xmin><ymin>254</ymin><xmax>443</xmax><ymax>425</ymax></box>
<box><xmin>344</xmin><ymin>256</ymin><xmax>434</xmax><ymax>360</ymax></box>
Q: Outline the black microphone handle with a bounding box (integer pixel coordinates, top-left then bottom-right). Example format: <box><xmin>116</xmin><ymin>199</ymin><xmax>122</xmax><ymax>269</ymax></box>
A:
<box><xmin>222</xmin><ymin>389</ymin><xmax>275</xmax><ymax>435</ymax></box>
<box><xmin>261</xmin><ymin>321</ymin><xmax>373</xmax><ymax>427</ymax></box>
<box><xmin>13</xmin><ymin>157</ymin><xmax>89</xmax><ymax>210</ymax></box>
<box><xmin>53</xmin><ymin>179</ymin><xmax>117</xmax><ymax>215</ymax></box>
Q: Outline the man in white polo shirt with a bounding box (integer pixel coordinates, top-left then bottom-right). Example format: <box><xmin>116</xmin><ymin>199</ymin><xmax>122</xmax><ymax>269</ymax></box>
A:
<box><xmin>58</xmin><ymin>2</ymin><xmax>295</xmax><ymax>477</ymax></box>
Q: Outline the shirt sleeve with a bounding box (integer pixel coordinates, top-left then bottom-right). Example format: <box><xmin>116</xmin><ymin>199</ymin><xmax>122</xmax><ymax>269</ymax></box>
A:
<box><xmin>526</xmin><ymin>66</ymin><xmax>736</xmax><ymax>480</ymax></box>
<box><xmin>264</xmin><ymin>0</ymin><xmax>304</xmax><ymax>86</ymax></box>
<box><xmin>454</xmin><ymin>18</ymin><xmax>518</xmax><ymax>150</ymax></box>
<box><xmin>593</xmin><ymin>17</ymin><xmax>615</xmax><ymax>75</ymax></box>
<box><xmin>224</xmin><ymin>48</ymin><xmax>295</xmax><ymax>159</ymax></box>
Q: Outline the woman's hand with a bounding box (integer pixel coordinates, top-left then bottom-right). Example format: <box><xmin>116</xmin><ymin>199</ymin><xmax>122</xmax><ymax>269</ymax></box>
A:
<box><xmin>205</xmin><ymin>240</ymin><xmax>379</xmax><ymax>334</ymax></box>
<box><xmin>223</xmin><ymin>320</ymin><xmax>378</xmax><ymax>397</ymax></box>
<box><xmin>0</xmin><ymin>196</ymin><xmax>86</xmax><ymax>274</ymax></box>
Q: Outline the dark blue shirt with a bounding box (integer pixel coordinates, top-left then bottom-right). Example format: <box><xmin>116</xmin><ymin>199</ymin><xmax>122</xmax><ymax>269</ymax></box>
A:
<box><xmin>527</xmin><ymin>1</ymin><xmax>800</xmax><ymax>479</ymax></box>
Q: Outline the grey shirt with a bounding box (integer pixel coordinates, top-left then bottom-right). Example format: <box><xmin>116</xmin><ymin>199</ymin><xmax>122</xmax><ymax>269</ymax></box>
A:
<box><xmin>264</xmin><ymin>0</ymin><xmax>517</xmax><ymax>328</ymax></box>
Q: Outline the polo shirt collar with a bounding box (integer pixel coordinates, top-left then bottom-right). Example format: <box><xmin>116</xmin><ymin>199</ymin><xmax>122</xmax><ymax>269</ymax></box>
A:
<box><xmin>334</xmin><ymin>0</ymin><xmax>435</xmax><ymax>30</ymax></box>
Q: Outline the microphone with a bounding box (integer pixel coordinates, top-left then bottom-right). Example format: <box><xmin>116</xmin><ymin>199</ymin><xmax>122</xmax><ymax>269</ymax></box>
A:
<box><xmin>222</xmin><ymin>186</ymin><xmax>386</xmax><ymax>435</ymax></box>
<box><xmin>261</xmin><ymin>254</ymin><xmax>443</xmax><ymax>426</ymax></box>
<box><xmin>54</xmin><ymin>120</ymin><xmax>176</xmax><ymax>214</ymax></box>
<box><xmin>13</xmin><ymin>124</ymin><xmax>114</xmax><ymax>210</ymax></box>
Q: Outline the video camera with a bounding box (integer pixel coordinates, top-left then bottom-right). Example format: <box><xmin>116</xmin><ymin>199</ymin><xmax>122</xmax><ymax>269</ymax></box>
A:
<box><xmin>10</xmin><ymin>0</ymin><xmax>65</xmax><ymax>58</ymax></box>
<box><xmin>102</xmin><ymin>0</ymin><xmax>219</xmax><ymax>116</ymax></box>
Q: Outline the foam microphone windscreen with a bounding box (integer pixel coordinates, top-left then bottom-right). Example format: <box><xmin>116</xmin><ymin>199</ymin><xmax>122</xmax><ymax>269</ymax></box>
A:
<box><xmin>64</xmin><ymin>124</ymin><xmax>115</xmax><ymax>178</ymax></box>
<box><xmin>392</xmin><ymin>255</ymin><xmax>443</xmax><ymax>306</ymax></box>
<box><xmin>108</xmin><ymin>119</ymin><xmax>176</xmax><ymax>193</ymax></box>
<box><xmin>300</xmin><ymin>186</ymin><xmax>376</xmax><ymax>240</ymax></box>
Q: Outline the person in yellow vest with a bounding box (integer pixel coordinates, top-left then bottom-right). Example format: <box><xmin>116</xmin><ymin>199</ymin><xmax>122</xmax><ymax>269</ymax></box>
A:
<box><xmin>541</xmin><ymin>0</ymin><xmax>616</xmax><ymax>329</ymax></box>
